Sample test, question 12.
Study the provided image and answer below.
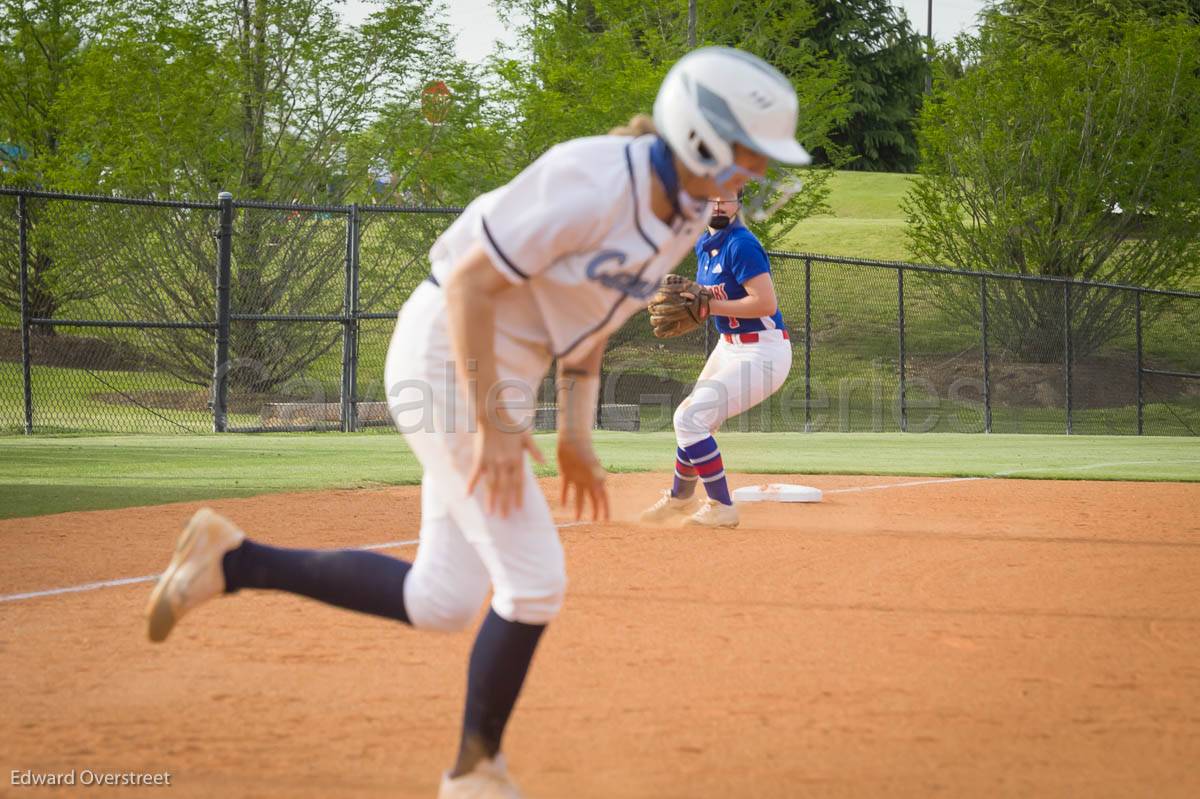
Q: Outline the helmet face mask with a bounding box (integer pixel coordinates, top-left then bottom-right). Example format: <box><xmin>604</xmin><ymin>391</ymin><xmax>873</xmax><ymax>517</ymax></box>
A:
<box><xmin>740</xmin><ymin>172</ymin><xmax>805</xmax><ymax>223</ymax></box>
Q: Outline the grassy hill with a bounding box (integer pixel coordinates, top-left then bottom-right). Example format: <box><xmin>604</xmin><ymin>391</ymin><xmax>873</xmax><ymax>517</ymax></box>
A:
<box><xmin>781</xmin><ymin>171</ymin><xmax>915</xmax><ymax>261</ymax></box>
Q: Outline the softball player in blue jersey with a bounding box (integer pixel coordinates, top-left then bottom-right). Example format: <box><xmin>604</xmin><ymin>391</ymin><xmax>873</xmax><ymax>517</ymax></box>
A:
<box><xmin>145</xmin><ymin>47</ymin><xmax>810</xmax><ymax>798</ymax></box>
<box><xmin>641</xmin><ymin>191</ymin><xmax>792</xmax><ymax>529</ymax></box>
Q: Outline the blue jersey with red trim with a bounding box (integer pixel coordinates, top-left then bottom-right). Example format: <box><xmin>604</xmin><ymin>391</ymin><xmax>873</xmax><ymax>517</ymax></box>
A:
<box><xmin>694</xmin><ymin>220</ymin><xmax>785</xmax><ymax>334</ymax></box>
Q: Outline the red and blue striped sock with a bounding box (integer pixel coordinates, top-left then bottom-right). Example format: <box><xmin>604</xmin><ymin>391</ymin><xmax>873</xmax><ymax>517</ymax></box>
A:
<box><xmin>672</xmin><ymin>447</ymin><xmax>698</xmax><ymax>499</ymax></box>
<box><xmin>682</xmin><ymin>436</ymin><xmax>732</xmax><ymax>506</ymax></box>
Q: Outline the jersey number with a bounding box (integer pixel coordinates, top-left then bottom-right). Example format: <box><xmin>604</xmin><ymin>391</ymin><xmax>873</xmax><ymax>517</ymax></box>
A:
<box><xmin>704</xmin><ymin>284</ymin><xmax>739</xmax><ymax>329</ymax></box>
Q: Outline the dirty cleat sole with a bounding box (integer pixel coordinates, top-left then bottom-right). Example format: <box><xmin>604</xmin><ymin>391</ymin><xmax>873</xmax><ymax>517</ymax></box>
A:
<box><xmin>145</xmin><ymin>508</ymin><xmax>243</xmax><ymax>643</ymax></box>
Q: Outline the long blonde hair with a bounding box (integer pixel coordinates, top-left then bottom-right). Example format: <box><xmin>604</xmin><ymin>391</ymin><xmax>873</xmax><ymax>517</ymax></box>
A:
<box><xmin>608</xmin><ymin>114</ymin><xmax>657</xmax><ymax>136</ymax></box>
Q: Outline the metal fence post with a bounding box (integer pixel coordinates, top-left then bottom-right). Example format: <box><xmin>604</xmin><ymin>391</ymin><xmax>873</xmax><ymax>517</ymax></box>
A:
<box><xmin>341</xmin><ymin>204</ymin><xmax>359</xmax><ymax>433</ymax></box>
<box><xmin>1135</xmin><ymin>290</ymin><xmax>1143</xmax><ymax>435</ymax></box>
<box><xmin>350</xmin><ymin>206</ymin><xmax>361</xmax><ymax>432</ymax></box>
<box><xmin>897</xmin><ymin>268</ymin><xmax>907</xmax><ymax>432</ymax></box>
<box><xmin>804</xmin><ymin>257</ymin><xmax>812</xmax><ymax>433</ymax></box>
<box><xmin>596</xmin><ymin>366</ymin><xmax>605</xmax><ymax>430</ymax></box>
<box><xmin>18</xmin><ymin>193</ymin><xmax>32</xmax><ymax>435</ymax></box>
<box><xmin>980</xmin><ymin>276</ymin><xmax>991</xmax><ymax>434</ymax></box>
<box><xmin>1063</xmin><ymin>281</ymin><xmax>1073</xmax><ymax>435</ymax></box>
<box><xmin>213</xmin><ymin>192</ymin><xmax>234</xmax><ymax>433</ymax></box>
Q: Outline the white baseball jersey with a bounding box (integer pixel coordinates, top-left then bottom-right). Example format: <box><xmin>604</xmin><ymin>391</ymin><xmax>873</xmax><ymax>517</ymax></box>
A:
<box><xmin>428</xmin><ymin>134</ymin><xmax>709</xmax><ymax>370</ymax></box>
<box><xmin>385</xmin><ymin>133</ymin><xmax>710</xmax><ymax>629</ymax></box>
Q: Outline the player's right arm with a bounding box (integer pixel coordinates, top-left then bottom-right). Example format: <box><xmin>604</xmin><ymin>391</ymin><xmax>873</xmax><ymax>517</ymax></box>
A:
<box><xmin>708</xmin><ymin>272</ymin><xmax>779</xmax><ymax>319</ymax></box>
<box><xmin>446</xmin><ymin>141</ymin><xmax>609</xmax><ymax>516</ymax></box>
<box><xmin>446</xmin><ymin>242</ymin><xmax>545</xmax><ymax>517</ymax></box>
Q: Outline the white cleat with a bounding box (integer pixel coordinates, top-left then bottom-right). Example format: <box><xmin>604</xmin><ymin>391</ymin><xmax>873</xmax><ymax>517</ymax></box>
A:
<box><xmin>682</xmin><ymin>498</ymin><xmax>740</xmax><ymax>528</ymax></box>
<box><xmin>145</xmin><ymin>508</ymin><xmax>245</xmax><ymax>643</ymax></box>
<box><xmin>438</xmin><ymin>755</ymin><xmax>523</xmax><ymax>799</ymax></box>
<box><xmin>639</xmin><ymin>489</ymin><xmax>701</xmax><ymax>525</ymax></box>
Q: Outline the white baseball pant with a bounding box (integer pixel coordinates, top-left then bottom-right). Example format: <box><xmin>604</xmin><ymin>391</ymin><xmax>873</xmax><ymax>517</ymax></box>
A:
<box><xmin>384</xmin><ymin>281</ymin><xmax>565</xmax><ymax>632</ymax></box>
<box><xmin>673</xmin><ymin>329</ymin><xmax>793</xmax><ymax>447</ymax></box>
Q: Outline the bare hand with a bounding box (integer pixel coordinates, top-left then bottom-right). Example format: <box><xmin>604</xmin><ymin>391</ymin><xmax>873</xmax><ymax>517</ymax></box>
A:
<box><xmin>466</xmin><ymin>425</ymin><xmax>545</xmax><ymax>517</ymax></box>
<box><xmin>557</xmin><ymin>433</ymin><xmax>609</xmax><ymax>522</ymax></box>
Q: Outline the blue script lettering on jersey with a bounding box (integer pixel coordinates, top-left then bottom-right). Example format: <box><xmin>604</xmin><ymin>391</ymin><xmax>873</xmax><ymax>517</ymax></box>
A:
<box><xmin>585</xmin><ymin>250</ymin><xmax>657</xmax><ymax>299</ymax></box>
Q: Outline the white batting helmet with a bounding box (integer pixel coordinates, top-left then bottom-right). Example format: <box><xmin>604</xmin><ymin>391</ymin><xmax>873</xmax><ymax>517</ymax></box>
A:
<box><xmin>653</xmin><ymin>47</ymin><xmax>811</xmax><ymax>179</ymax></box>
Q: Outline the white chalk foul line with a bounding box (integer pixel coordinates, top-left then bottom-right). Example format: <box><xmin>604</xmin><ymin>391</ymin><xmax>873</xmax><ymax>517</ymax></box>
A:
<box><xmin>0</xmin><ymin>524</ymin><xmax>600</xmax><ymax>605</ymax></box>
<box><xmin>994</xmin><ymin>458</ymin><xmax>1200</xmax><ymax>477</ymax></box>
<box><xmin>357</xmin><ymin>538</ymin><xmax>422</xmax><ymax>552</ymax></box>
<box><xmin>0</xmin><ymin>537</ymin><xmax>419</xmax><ymax>605</ymax></box>
<box><xmin>1</xmin><ymin>574</ymin><xmax>163</xmax><ymax>603</ymax></box>
<box><xmin>824</xmin><ymin>477</ymin><xmax>981</xmax><ymax>495</ymax></box>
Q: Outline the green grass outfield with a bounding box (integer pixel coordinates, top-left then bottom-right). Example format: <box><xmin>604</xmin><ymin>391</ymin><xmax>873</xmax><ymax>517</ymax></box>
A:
<box><xmin>781</xmin><ymin>171</ymin><xmax>914</xmax><ymax>260</ymax></box>
<box><xmin>2</xmin><ymin>432</ymin><xmax>1198</xmax><ymax>519</ymax></box>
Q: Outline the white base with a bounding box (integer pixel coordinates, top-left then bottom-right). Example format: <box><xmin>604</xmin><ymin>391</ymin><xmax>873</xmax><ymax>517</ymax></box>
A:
<box><xmin>732</xmin><ymin>483</ymin><xmax>823</xmax><ymax>503</ymax></box>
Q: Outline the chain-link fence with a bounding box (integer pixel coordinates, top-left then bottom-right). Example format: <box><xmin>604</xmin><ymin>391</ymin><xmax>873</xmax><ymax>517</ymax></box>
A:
<box><xmin>1</xmin><ymin>190</ymin><xmax>220</xmax><ymax>434</ymax></box>
<box><xmin>603</xmin><ymin>252</ymin><xmax>1199</xmax><ymax>437</ymax></box>
<box><xmin>2</xmin><ymin>187</ymin><xmax>1198</xmax><ymax>436</ymax></box>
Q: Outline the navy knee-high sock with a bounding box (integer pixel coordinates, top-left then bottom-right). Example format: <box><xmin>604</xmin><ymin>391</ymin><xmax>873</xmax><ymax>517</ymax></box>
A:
<box><xmin>451</xmin><ymin>609</ymin><xmax>546</xmax><ymax>777</ymax></box>
<box><xmin>222</xmin><ymin>540</ymin><xmax>411</xmax><ymax>624</ymax></box>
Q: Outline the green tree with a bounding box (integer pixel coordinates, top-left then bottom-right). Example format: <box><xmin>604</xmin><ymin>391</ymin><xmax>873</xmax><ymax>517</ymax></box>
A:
<box><xmin>0</xmin><ymin>0</ymin><xmax>95</xmax><ymax>187</ymax></box>
<box><xmin>803</xmin><ymin>0</ymin><xmax>928</xmax><ymax>172</ymax></box>
<box><xmin>58</xmin><ymin>0</ymin><xmax>457</xmax><ymax>202</ymax></box>
<box><xmin>0</xmin><ymin>0</ymin><xmax>114</xmax><ymax>330</ymax></box>
<box><xmin>493</xmin><ymin>0</ymin><xmax>850</xmax><ymax>247</ymax></box>
<box><xmin>984</xmin><ymin>0</ymin><xmax>1200</xmax><ymax>48</ymax></box>
<box><xmin>491</xmin><ymin>0</ymin><xmax>675</xmax><ymax>163</ymax></box>
<box><xmin>903</xmin><ymin>15</ymin><xmax>1200</xmax><ymax>362</ymax></box>
<box><xmin>698</xmin><ymin>0</ymin><xmax>850</xmax><ymax>243</ymax></box>
<box><xmin>30</xmin><ymin>0</ymin><xmax>466</xmax><ymax>391</ymax></box>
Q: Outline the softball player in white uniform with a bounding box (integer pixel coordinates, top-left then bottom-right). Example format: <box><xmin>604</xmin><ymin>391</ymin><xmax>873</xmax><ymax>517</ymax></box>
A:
<box><xmin>144</xmin><ymin>47</ymin><xmax>810</xmax><ymax>798</ymax></box>
<box><xmin>641</xmin><ymin>193</ymin><xmax>792</xmax><ymax>528</ymax></box>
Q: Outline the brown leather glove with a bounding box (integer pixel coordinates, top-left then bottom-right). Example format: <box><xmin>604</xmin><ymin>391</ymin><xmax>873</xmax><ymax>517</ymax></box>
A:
<box><xmin>647</xmin><ymin>274</ymin><xmax>711</xmax><ymax>338</ymax></box>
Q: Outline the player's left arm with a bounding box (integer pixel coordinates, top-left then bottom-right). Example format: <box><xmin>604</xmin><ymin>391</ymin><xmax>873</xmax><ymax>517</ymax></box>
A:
<box><xmin>555</xmin><ymin>338</ymin><xmax>610</xmax><ymax>521</ymax></box>
<box><xmin>707</xmin><ymin>272</ymin><xmax>779</xmax><ymax>319</ymax></box>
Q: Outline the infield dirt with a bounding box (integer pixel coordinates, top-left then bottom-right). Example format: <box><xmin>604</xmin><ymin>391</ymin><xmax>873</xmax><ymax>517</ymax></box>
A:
<box><xmin>1</xmin><ymin>473</ymin><xmax>1198</xmax><ymax>798</ymax></box>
